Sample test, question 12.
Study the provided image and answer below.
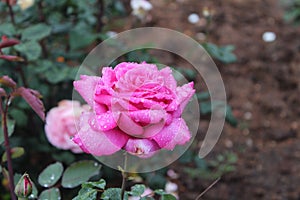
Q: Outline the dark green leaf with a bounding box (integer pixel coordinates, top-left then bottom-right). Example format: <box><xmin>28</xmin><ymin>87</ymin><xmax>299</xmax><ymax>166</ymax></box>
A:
<box><xmin>101</xmin><ymin>188</ymin><xmax>121</xmax><ymax>200</ymax></box>
<box><xmin>161</xmin><ymin>194</ymin><xmax>177</xmax><ymax>200</ymax></box>
<box><xmin>225</xmin><ymin>106</ymin><xmax>238</xmax><ymax>127</ymax></box>
<box><xmin>196</xmin><ymin>92</ymin><xmax>210</xmax><ymax>101</ymax></box>
<box><xmin>2</xmin><ymin>147</ymin><xmax>24</xmax><ymax>162</ymax></box>
<box><xmin>39</xmin><ymin>188</ymin><xmax>61</xmax><ymax>200</ymax></box>
<box><xmin>69</xmin><ymin>30</ymin><xmax>97</xmax><ymax>50</ymax></box>
<box><xmin>0</xmin><ymin>23</ymin><xmax>16</xmax><ymax>36</ymax></box>
<box><xmin>14</xmin><ymin>41</ymin><xmax>42</xmax><ymax>61</ymax></box>
<box><xmin>38</xmin><ymin>162</ymin><xmax>64</xmax><ymax>187</ymax></box>
<box><xmin>21</xmin><ymin>23</ymin><xmax>52</xmax><ymax>41</ymax></box>
<box><xmin>61</xmin><ymin>161</ymin><xmax>101</xmax><ymax>188</ymax></box>
<box><xmin>203</xmin><ymin>43</ymin><xmax>237</xmax><ymax>64</ymax></box>
<box><xmin>0</xmin><ymin>119</ymin><xmax>15</xmax><ymax>144</ymax></box>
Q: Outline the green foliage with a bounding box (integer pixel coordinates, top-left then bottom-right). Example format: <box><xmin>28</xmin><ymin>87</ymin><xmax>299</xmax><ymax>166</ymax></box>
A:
<box><xmin>61</xmin><ymin>160</ymin><xmax>101</xmax><ymax>188</ymax></box>
<box><xmin>0</xmin><ymin>119</ymin><xmax>15</xmax><ymax>144</ymax></box>
<box><xmin>21</xmin><ymin>23</ymin><xmax>52</xmax><ymax>41</ymax></box>
<box><xmin>38</xmin><ymin>162</ymin><xmax>64</xmax><ymax>188</ymax></box>
<box><xmin>39</xmin><ymin>188</ymin><xmax>61</xmax><ymax>200</ymax></box>
<box><xmin>2</xmin><ymin>147</ymin><xmax>24</xmax><ymax>162</ymax></box>
<box><xmin>14</xmin><ymin>41</ymin><xmax>42</xmax><ymax>61</ymax></box>
<box><xmin>203</xmin><ymin>42</ymin><xmax>237</xmax><ymax>64</ymax></box>
<box><xmin>284</xmin><ymin>0</ymin><xmax>300</xmax><ymax>24</ymax></box>
<box><xmin>197</xmin><ymin>91</ymin><xmax>238</xmax><ymax>126</ymax></box>
<box><xmin>183</xmin><ymin>150</ymin><xmax>238</xmax><ymax>180</ymax></box>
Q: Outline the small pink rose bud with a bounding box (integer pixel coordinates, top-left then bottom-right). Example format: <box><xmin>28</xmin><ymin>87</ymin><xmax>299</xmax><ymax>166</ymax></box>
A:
<box><xmin>14</xmin><ymin>173</ymin><xmax>33</xmax><ymax>198</ymax></box>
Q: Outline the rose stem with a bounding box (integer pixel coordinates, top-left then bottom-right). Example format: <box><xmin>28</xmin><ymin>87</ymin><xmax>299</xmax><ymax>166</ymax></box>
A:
<box><xmin>121</xmin><ymin>152</ymin><xmax>128</xmax><ymax>199</ymax></box>
<box><xmin>96</xmin><ymin>0</ymin><xmax>104</xmax><ymax>33</ymax></box>
<box><xmin>6</xmin><ymin>0</ymin><xmax>15</xmax><ymax>25</ymax></box>
<box><xmin>1</xmin><ymin>97</ymin><xmax>17</xmax><ymax>200</ymax></box>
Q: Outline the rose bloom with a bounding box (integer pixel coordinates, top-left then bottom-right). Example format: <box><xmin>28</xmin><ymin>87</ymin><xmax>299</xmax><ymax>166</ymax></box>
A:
<box><xmin>73</xmin><ymin>62</ymin><xmax>195</xmax><ymax>158</ymax></box>
<box><xmin>45</xmin><ymin>100</ymin><xmax>89</xmax><ymax>153</ymax></box>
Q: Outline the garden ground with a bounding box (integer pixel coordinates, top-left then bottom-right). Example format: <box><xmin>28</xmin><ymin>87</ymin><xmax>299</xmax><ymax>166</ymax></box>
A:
<box><xmin>141</xmin><ymin>0</ymin><xmax>300</xmax><ymax>199</ymax></box>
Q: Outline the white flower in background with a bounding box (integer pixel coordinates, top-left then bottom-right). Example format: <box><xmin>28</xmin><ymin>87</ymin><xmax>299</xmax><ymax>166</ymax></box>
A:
<box><xmin>262</xmin><ymin>31</ymin><xmax>276</xmax><ymax>42</ymax></box>
<box><xmin>106</xmin><ymin>31</ymin><xmax>117</xmax><ymax>38</ymax></box>
<box><xmin>165</xmin><ymin>181</ymin><xmax>179</xmax><ymax>199</ymax></box>
<box><xmin>17</xmin><ymin>0</ymin><xmax>34</xmax><ymax>10</ymax></box>
<box><xmin>130</xmin><ymin>0</ymin><xmax>153</xmax><ymax>19</ymax></box>
<box><xmin>188</xmin><ymin>13</ymin><xmax>200</xmax><ymax>24</ymax></box>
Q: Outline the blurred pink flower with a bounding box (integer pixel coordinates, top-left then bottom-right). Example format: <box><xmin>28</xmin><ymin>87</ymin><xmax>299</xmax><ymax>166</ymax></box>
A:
<box><xmin>73</xmin><ymin>62</ymin><xmax>195</xmax><ymax>157</ymax></box>
<box><xmin>45</xmin><ymin>100</ymin><xmax>89</xmax><ymax>153</ymax></box>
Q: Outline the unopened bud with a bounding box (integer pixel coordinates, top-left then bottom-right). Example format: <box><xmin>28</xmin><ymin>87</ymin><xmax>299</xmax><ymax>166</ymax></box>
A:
<box><xmin>14</xmin><ymin>173</ymin><xmax>33</xmax><ymax>198</ymax></box>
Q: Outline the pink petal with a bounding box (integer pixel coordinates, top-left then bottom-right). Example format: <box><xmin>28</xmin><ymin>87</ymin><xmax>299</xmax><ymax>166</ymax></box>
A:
<box><xmin>118</xmin><ymin>113</ymin><xmax>144</xmax><ymax>136</ymax></box>
<box><xmin>74</xmin><ymin>112</ymin><xmax>129</xmax><ymax>156</ymax></box>
<box><xmin>74</xmin><ymin>75</ymin><xmax>100</xmax><ymax>107</ymax></box>
<box><xmin>159</xmin><ymin>67</ymin><xmax>177</xmax><ymax>90</ymax></box>
<box><xmin>152</xmin><ymin>118</ymin><xmax>191</xmax><ymax>150</ymax></box>
<box><xmin>101</xmin><ymin>67</ymin><xmax>117</xmax><ymax>87</ymax></box>
<box><xmin>172</xmin><ymin>82</ymin><xmax>195</xmax><ymax>117</ymax></box>
<box><xmin>129</xmin><ymin>109</ymin><xmax>166</xmax><ymax>124</ymax></box>
<box><xmin>89</xmin><ymin>111</ymin><xmax>119</xmax><ymax>131</ymax></box>
<box><xmin>124</xmin><ymin>138</ymin><xmax>159</xmax><ymax>158</ymax></box>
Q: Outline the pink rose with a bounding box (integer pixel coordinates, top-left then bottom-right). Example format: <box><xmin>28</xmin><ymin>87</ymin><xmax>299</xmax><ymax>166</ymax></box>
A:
<box><xmin>45</xmin><ymin>100</ymin><xmax>89</xmax><ymax>153</ymax></box>
<box><xmin>73</xmin><ymin>62</ymin><xmax>195</xmax><ymax>157</ymax></box>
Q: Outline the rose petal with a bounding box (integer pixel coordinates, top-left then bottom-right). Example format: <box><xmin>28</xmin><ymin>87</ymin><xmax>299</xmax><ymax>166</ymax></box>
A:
<box><xmin>172</xmin><ymin>82</ymin><xmax>195</xmax><ymax>117</ymax></box>
<box><xmin>159</xmin><ymin>67</ymin><xmax>177</xmax><ymax>90</ymax></box>
<box><xmin>124</xmin><ymin>138</ymin><xmax>159</xmax><ymax>158</ymax></box>
<box><xmin>152</xmin><ymin>118</ymin><xmax>191</xmax><ymax>150</ymax></box>
<box><xmin>74</xmin><ymin>112</ymin><xmax>128</xmax><ymax>156</ymax></box>
<box><xmin>74</xmin><ymin>75</ymin><xmax>100</xmax><ymax>106</ymax></box>
<box><xmin>89</xmin><ymin>111</ymin><xmax>119</xmax><ymax>131</ymax></box>
<box><xmin>118</xmin><ymin>112</ymin><xmax>144</xmax><ymax>136</ymax></box>
<box><xmin>101</xmin><ymin>67</ymin><xmax>117</xmax><ymax>87</ymax></box>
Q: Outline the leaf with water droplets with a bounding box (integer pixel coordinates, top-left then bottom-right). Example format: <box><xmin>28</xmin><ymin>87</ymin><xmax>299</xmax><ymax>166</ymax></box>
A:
<box><xmin>61</xmin><ymin>160</ymin><xmax>101</xmax><ymax>188</ymax></box>
<box><xmin>39</xmin><ymin>188</ymin><xmax>61</xmax><ymax>200</ymax></box>
<box><xmin>38</xmin><ymin>162</ymin><xmax>63</xmax><ymax>188</ymax></box>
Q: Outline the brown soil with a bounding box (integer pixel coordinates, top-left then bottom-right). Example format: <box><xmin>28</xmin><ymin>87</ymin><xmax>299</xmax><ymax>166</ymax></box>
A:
<box><xmin>144</xmin><ymin>0</ymin><xmax>300</xmax><ymax>199</ymax></box>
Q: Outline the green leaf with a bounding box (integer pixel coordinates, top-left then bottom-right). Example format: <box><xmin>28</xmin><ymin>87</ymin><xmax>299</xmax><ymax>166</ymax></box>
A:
<box><xmin>225</xmin><ymin>106</ymin><xmax>238</xmax><ymax>127</ymax></box>
<box><xmin>69</xmin><ymin>29</ymin><xmax>97</xmax><ymax>50</ymax></box>
<box><xmin>196</xmin><ymin>92</ymin><xmax>210</xmax><ymax>101</ymax></box>
<box><xmin>9</xmin><ymin>108</ymin><xmax>28</xmax><ymax>127</ymax></box>
<box><xmin>61</xmin><ymin>161</ymin><xmax>101</xmax><ymax>188</ymax></box>
<box><xmin>82</xmin><ymin>179</ymin><xmax>106</xmax><ymax>190</ymax></box>
<box><xmin>101</xmin><ymin>188</ymin><xmax>121</xmax><ymax>200</ymax></box>
<box><xmin>38</xmin><ymin>162</ymin><xmax>64</xmax><ymax>187</ymax></box>
<box><xmin>2</xmin><ymin>147</ymin><xmax>24</xmax><ymax>162</ymax></box>
<box><xmin>39</xmin><ymin>188</ymin><xmax>61</xmax><ymax>200</ymax></box>
<box><xmin>0</xmin><ymin>119</ymin><xmax>15</xmax><ymax>144</ymax></box>
<box><xmin>14</xmin><ymin>41</ymin><xmax>42</xmax><ymax>61</ymax></box>
<box><xmin>129</xmin><ymin>184</ymin><xmax>146</xmax><ymax>196</ymax></box>
<box><xmin>21</xmin><ymin>23</ymin><xmax>52</xmax><ymax>41</ymax></box>
<box><xmin>203</xmin><ymin>43</ymin><xmax>237</xmax><ymax>64</ymax></box>
<box><xmin>73</xmin><ymin>187</ymin><xmax>97</xmax><ymax>200</ymax></box>
<box><xmin>161</xmin><ymin>194</ymin><xmax>177</xmax><ymax>200</ymax></box>
<box><xmin>0</xmin><ymin>23</ymin><xmax>16</xmax><ymax>36</ymax></box>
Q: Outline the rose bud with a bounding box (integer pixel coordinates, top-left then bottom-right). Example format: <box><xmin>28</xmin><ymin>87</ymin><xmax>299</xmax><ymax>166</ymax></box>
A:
<box><xmin>14</xmin><ymin>173</ymin><xmax>33</xmax><ymax>198</ymax></box>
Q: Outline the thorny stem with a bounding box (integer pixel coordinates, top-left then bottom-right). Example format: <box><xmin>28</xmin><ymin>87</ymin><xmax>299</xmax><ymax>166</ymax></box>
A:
<box><xmin>1</xmin><ymin>96</ymin><xmax>17</xmax><ymax>200</ymax></box>
<box><xmin>121</xmin><ymin>153</ymin><xmax>128</xmax><ymax>199</ymax></box>
<box><xmin>6</xmin><ymin>0</ymin><xmax>15</xmax><ymax>25</ymax></box>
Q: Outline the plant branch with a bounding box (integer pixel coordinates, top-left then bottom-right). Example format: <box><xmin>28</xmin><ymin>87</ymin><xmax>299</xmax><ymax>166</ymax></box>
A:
<box><xmin>6</xmin><ymin>0</ymin><xmax>15</xmax><ymax>25</ymax></box>
<box><xmin>121</xmin><ymin>153</ymin><xmax>128</xmax><ymax>199</ymax></box>
<box><xmin>2</xmin><ymin>96</ymin><xmax>17</xmax><ymax>200</ymax></box>
<box><xmin>96</xmin><ymin>0</ymin><xmax>104</xmax><ymax>33</ymax></box>
<box><xmin>196</xmin><ymin>177</ymin><xmax>221</xmax><ymax>200</ymax></box>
